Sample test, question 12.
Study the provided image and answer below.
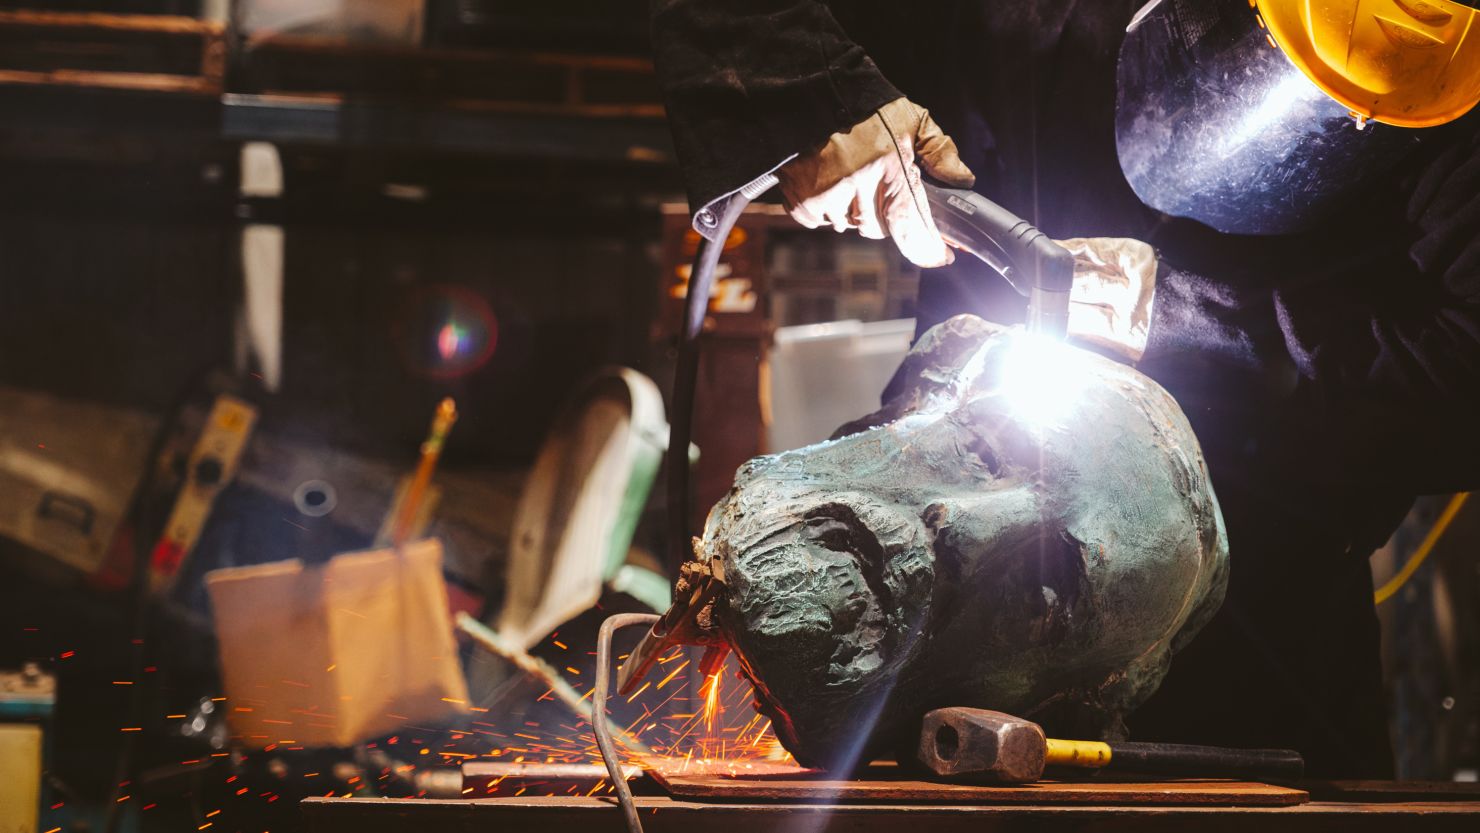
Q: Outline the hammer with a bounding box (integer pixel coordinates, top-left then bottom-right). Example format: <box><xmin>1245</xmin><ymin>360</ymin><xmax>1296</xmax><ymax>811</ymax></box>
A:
<box><xmin>918</xmin><ymin>707</ymin><xmax>1305</xmax><ymax>784</ymax></box>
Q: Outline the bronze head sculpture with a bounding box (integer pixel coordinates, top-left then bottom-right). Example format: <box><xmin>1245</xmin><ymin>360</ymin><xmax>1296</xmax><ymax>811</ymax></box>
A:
<box><xmin>659</xmin><ymin>315</ymin><xmax>1228</xmax><ymax>769</ymax></box>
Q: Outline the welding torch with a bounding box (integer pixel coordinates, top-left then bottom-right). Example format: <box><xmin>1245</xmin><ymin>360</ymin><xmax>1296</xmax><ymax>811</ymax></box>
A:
<box><xmin>666</xmin><ymin>180</ymin><xmax>1072</xmax><ymax>566</ymax></box>
<box><xmin>922</xmin><ymin>183</ymin><xmax>1074</xmax><ymax>340</ymax></box>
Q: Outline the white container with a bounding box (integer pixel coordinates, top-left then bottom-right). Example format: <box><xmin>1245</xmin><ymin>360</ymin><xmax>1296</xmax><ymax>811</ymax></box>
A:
<box><xmin>765</xmin><ymin>318</ymin><xmax>915</xmax><ymax>453</ymax></box>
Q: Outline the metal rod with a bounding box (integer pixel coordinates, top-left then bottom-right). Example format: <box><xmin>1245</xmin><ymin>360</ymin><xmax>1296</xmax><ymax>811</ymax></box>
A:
<box><xmin>595</xmin><ymin>613</ymin><xmax>660</xmax><ymax>833</ymax></box>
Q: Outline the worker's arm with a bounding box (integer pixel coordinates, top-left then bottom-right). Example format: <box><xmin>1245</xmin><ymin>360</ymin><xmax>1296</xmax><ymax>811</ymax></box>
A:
<box><xmin>1141</xmin><ymin>131</ymin><xmax>1480</xmax><ymax>491</ymax></box>
<box><xmin>650</xmin><ymin>0</ymin><xmax>974</xmax><ymax>265</ymax></box>
<box><xmin>651</xmin><ymin>0</ymin><xmax>902</xmax><ymax>222</ymax></box>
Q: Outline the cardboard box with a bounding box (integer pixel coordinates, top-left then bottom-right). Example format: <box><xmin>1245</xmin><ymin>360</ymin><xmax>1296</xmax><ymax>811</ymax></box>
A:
<box><xmin>207</xmin><ymin>539</ymin><xmax>468</xmax><ymax>748</ymax></box>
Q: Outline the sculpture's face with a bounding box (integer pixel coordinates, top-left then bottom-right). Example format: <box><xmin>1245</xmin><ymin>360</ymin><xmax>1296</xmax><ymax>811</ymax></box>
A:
<box><xmin>700</xmin><ymin>316</ymin><xmax>1228</xmax><ymax>769</ymax></box>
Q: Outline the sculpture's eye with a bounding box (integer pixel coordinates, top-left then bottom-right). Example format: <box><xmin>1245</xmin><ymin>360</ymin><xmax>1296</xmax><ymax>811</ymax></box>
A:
<box><xmin>802</xmin><ymin>504</ymin><xmax>894</xmax><ymax>608</ymax></box>
<box><xmin>802</xmin><ymin>504</ymin><xmax>885</xmax><ymax>564</ymax></box>
<box><xmin>804</xmin><ymin>515</ymin><xmax>860</xmax><ymax>553</ymax></box>
<box><xmin>962</xmin><ymin>433</ymin><xmax>1004</xmax><ymax>476</ymax></box>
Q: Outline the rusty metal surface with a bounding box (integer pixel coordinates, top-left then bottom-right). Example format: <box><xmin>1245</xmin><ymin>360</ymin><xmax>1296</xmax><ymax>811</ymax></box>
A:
<box><xmin>649</xmin><ymin>771</ymin><xmax>1308</xmax><ymax>806</ymax></box>
<box><xmin>462</xmin><ymin>761</ymin><xmax>648</xmax><ymax>797</ymax></box>
<box><xmin>461</xmin><ymin>758</ymin><xmax>807</xmax><ymax>798</ymax></box>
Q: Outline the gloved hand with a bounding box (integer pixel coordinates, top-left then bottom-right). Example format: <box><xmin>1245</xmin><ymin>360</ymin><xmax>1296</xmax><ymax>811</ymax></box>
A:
<box><xmin>1056</xmin><ymin>237</ymin><xmax>1158</xmax><ymax>364</ymax></box>
<box><xmin>777</xmin><ymin>97</ymin><xmax>975</xmax><ymax>268</ymax></box>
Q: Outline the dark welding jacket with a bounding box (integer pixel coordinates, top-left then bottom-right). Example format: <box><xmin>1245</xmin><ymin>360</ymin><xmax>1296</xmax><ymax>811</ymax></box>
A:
<box><xmin>650</xmin><ymin>0</ymin><xmax>903</xmax><ymax>236</ymax></box>
<box><xmin>650</xmin><ymin>0</ymin><xmax>1480</xmax><ymax>776</ymax></box>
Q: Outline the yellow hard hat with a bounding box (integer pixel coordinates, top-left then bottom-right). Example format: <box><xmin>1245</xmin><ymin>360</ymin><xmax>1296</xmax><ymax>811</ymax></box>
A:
<box><xmin>1256</xmin><ymin>0</ymin><xmax>1480</xmax><ymax>127</ymax></box>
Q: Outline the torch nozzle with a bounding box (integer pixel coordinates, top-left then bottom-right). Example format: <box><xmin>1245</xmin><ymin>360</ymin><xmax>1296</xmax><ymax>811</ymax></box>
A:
<box><xmin>1026</xmin><ymin>286</ymin><xmax>1072</xmax><ymax>341</ymax></box>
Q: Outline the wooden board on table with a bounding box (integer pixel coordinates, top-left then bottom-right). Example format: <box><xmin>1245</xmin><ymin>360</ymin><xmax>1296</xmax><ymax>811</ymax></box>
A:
<box><xmin>651</xmin><ymin>768</ymin><xmax>1309</xmax><ymax>806</ymax></box>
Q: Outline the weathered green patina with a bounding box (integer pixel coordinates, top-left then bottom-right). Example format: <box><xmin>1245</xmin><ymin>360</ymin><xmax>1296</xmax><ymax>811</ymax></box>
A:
<box><xmin>700</xmin><ymin>315</ymin><xmax>1228</xmax><ymax>770</ymax></box>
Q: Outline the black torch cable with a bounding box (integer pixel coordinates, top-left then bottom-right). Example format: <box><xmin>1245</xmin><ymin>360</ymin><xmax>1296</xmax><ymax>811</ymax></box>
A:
<box><xmin>594</xmin><ymin>612</ymin><xmax>661</xmax><ymax>833</ymax></box>
<box><xmin>665</xmin><ymin>178</ymin><xmax>774</xmax><ymax>578</ymax></box>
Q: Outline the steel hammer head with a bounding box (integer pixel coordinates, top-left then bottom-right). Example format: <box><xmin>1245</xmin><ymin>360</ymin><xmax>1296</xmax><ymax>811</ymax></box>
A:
<box><xmin>917</xmin><ymin>707</ymin><xmax>1046</xmax><ymax>783</ymax></box>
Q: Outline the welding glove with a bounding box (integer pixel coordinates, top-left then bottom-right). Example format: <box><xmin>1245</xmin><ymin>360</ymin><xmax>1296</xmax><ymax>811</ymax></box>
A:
<box><xmin>778</xmin><ymin>97</ymin><xmax>976</xmax><ymax>268</ymax></box>
<box><xmin>1055</xmin><ymin>237</ymin><xmax>1158</xmax><ymax>364</ymax></box>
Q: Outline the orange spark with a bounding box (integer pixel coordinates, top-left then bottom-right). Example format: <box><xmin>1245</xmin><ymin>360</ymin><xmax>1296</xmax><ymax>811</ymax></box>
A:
<box><xmin>702</xmin><ymin>673</ymin><xmax>722</xmax><ymax>732</ymax></box>
<box><xmin>655</xmin><ymin>660</ymin><xmax>689</xmax><ymax>690</ymax></box>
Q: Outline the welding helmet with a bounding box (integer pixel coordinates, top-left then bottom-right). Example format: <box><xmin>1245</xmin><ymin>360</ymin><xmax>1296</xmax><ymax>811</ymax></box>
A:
<box><xmin>1116</xmin><ymin>0</ymin><xmax>1480</xmax><ymax>234</ymax></box>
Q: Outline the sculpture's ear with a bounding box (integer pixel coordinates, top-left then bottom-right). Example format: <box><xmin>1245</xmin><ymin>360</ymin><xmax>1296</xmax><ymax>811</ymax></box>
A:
<box><xmin>831</xmin><ymin>315</ymin><xmax>1003</xmax><ymax>440</ymax></box>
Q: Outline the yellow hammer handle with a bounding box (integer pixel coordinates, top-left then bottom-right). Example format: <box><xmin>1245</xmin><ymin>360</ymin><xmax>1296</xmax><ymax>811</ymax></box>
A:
<box><xmin>1045</xmin><ymin>738</ymin><xmax>1112</xmax><ymax>768</ymax></box>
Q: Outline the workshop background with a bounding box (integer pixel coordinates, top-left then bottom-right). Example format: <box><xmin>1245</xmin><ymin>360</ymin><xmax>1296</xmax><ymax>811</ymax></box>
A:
<box><xmin>0</xmin><ymin>2</ymin><xmax>1475</xmax><ymax>832</ymax></box>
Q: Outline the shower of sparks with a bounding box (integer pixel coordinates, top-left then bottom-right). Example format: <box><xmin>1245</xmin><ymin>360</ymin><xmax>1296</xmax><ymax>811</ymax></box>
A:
<box><xmin>701</xmin><ymin>672</ymin><xmax>722</xmax><ymax>733</ymax></box>
<box><xmin>36</xmin><ymin>625</ymin><xmax>795</xmax><ymax>833</ymax></box>
<box><xmin>433</xmin><ymin>639</ymin><xmax>793</xmax><ymax>779</ymax></box>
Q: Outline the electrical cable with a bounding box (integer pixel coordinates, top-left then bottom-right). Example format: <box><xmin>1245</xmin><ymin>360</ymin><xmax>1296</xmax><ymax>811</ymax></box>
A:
<box><xmin>593</xmin><ymin>612</ymin><xmax>660</xmax><ymax>833</ymax></box>
<box><xmin>594</xmin><ymin>185</ymin><xmax>775</xmax><ymax>833</ymax></box>
<box><xmin>1374</xmin><ymin>492</ymin><xmax>1470</xmax><ymax>605</ymax></box>
<box><xmin>664</xmin><ymin>177</ymin><xmax>776</xmax><ymax>577</ymax></box>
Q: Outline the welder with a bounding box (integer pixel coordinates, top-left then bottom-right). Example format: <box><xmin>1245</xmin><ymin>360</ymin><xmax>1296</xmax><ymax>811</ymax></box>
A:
<box><xmin>649</xmin><ymin>0</ymin><xmax>1480</xmax><ymax>777</ymax></box>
